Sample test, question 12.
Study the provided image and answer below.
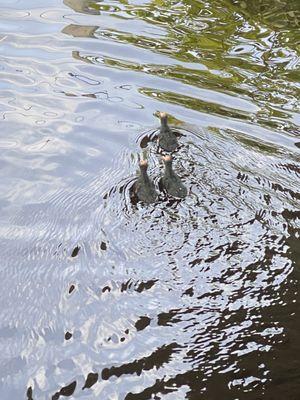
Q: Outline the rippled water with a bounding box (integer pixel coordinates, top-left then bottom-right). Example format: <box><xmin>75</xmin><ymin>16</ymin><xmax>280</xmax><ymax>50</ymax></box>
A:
<box><xmin>0</xmin><ymin>0</ymin><xmax>300</xmax><ymax>399</ymax></box>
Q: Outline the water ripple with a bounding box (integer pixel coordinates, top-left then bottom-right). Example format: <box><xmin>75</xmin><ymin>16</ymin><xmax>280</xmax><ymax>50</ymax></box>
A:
<box><xmin>0</xmin><ymin>0</ymin><xmax>299</xmax><ymax>399</ymax></box>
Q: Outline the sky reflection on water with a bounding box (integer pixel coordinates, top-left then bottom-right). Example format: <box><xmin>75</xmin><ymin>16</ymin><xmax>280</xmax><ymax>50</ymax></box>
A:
<box><xmin>0</xmin><ymin>0</ymin><xmax>299</xmax><ymax>399</ymax></box>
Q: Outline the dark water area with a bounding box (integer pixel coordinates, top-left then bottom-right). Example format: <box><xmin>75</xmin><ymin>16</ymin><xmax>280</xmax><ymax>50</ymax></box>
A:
<box><xmin>0</xmin><ymin>0</ymin><xmax>300</xmax><ymax>399</ymax></box>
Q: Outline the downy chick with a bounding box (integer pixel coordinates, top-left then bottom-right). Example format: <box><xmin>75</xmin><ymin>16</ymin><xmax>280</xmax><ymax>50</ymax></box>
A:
<box><xmin>162</xmin><ymin>155</ymin><xmax>187</xmax><ymax>198</ymax></box>
<box><xmin>134</xmin><ymin>159</ymin><xmax>158</xmax><ymax>203</ymax></box>
<box><xmin>158</xmin><ymin>112</ymin><xmax>178</xmax><ymax>152</ymax></box>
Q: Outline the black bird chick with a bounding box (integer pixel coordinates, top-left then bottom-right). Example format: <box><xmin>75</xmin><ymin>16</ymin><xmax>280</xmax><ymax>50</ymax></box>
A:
<box><xmin>158</xmin><ymin>112</ymin><xmax>178</xmax><ymax>152</ymax></box>
<box><xmin>134</xmin><ymin>159</ymin><xmax>158</xmax><ymax>203</ymax></box>
<box><xmin>162</xmin><ymin>155</ymin><xmax>187</xmax><ymax>198</ymax></box>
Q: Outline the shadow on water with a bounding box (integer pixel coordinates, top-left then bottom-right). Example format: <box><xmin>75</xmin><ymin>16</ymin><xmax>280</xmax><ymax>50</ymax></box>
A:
<box><xmin>0</xmin><ymin>0</ymin><xmax>299</xmax><ymax>399</ymax></box>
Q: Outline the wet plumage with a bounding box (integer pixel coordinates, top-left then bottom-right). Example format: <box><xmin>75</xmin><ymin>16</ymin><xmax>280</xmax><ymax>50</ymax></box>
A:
<box><xmin>162</xmin><ymin>155</ymin><xmax>187</xmax><ymax>199</ymax></box>
<box><xmin>134</xmin><ymin>159</ymin><xmax>158</xmax><ymax>203</ymax></box>
<box><xmin>158</xmin><ymin>112</ymin><xmax>178</xmax><ymax>152</ymax></box>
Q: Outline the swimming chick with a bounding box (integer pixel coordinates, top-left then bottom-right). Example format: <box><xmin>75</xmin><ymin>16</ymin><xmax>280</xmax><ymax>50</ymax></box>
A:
<box><xmin>158</xmin><ymin>112</ymin><xmax>178</xmax><ymax>152</ymax></box>
<box><xmin>162</xmin><ymin>155</ymin><xmax>187</xmax><ymax>198</ymax></box>
<box><xmin>134</xmin><ymin>159</ymin><xmax>158</xmax><ymax>203</ymax></box>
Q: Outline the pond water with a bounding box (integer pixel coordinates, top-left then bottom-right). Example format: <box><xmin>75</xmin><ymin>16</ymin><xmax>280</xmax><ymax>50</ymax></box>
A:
<box><xmin>0</xmin><ymin>0</ymin><xmax>299</xmax><ymax>399</ymax></box>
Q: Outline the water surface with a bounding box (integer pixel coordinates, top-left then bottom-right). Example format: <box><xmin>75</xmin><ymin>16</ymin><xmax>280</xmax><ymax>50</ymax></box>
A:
<box><xmin>0</xmin><ymin>0</ymin><xmax>299</xmax><ymax>399</ymax></box>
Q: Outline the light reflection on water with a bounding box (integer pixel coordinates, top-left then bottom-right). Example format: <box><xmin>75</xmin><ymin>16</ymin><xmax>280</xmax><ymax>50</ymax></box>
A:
<box><xmin>0</xmin><ymin>0</ymin><xmax>299</xmax><ymax>399</ymax></box>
